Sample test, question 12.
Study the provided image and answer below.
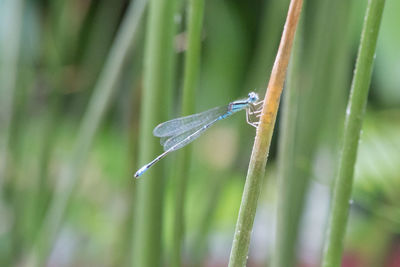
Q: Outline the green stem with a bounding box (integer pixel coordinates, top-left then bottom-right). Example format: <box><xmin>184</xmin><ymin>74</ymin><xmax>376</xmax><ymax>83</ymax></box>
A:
<box><xmin>273</xmin><ymin>0</ymin><xmax>353</xmax><ymax>265</ymax></box>
<box><xmin>228</xmin><ymin>0</ymin><xmax>303</xmax><ymax>266</ymax></box>
<box><xmin>245</xmin><ymin>0</ymin><xmax>290</xmax><ymax>90</ymax></box>
<box><xmin>192</xmin><ymin>172</ymin><xmax>228</xmax><ymax>266</ymax></box>
<box><xmin>171</xmin><ymin>0</ymin><xmax>204</xmax><ymax>266</ymax></box>
<box><xmin>321</xmin><ymin>0</ymin><xmax>386</xmax><ymax>266</ymax></box>
<box><xmin>132</xmin><ymin>0</ymin><xmax>178</xmax><ymax>265</ymax></box>
<box><xmin>272</xmin><ymin>21</ymin><xmax>302</xmax><ymax>267</ymax></box>
<box><xmin>76</xmin><ymin>0</ymin><xmax>126</xmax><ymax>92</ymax></box>
<box><xmin>25</xmin><ymin>0</ymin><xmax>147</xmax><ymax>265</ymax></box>
<box><xmin>0</xmin><ymin>0</ymin><xmax>23</xmax><ymax>188</ymax></box>
<box><xmin>0</xmin><ymin>2</ymin><xmax>24</xmax><ymax>263</ymax></box>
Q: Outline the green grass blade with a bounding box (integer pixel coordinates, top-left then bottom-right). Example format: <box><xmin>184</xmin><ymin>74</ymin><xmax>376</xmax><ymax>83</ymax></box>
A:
<box><xmin>0</xmin><ymin>0</ymin><xmax>24</xmax><ymax>186</ymax></box>
<box><xmin>25</xmin><ymin>0</ymin><xmax>147</xmax><ymax>265</ymax></box>
<box><xmin>132</xmin><ymin>0</ymin><xmax>179</xmax><ymax>265</ymax></box>
<box><xmin>321</xmin><ymin>0</ymin><xmax>386</xmax><ymax>266</ymax></box>
<box><xmin>170</xmin><ymin>0</ymin><xmax>205</xmax><ymax>266</ymax></box>
<box><xmin>0</xmin><ymin>0</ymin><xmax>24</xmax><ymax>264</ymax></box>
<box><xmin>272</xmin><ymin>21</ymin><xmax>302</xmax><ymax>267</ymax></box>
<box><xmin>245</xmin><ymin>0</ymin><xmax>290</xmax><ymax>91</ymax></box>
<box><xmin>273</xmin><ymin>0</ymin><xmax>353</xmax><ymax>265</ymax></box>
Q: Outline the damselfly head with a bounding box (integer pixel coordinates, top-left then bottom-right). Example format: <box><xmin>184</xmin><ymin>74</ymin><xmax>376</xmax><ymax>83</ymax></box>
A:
<box><xmin>248</xmin><ymin>92</ymin><xmax>259</xmax><ymax>103</ymax></box>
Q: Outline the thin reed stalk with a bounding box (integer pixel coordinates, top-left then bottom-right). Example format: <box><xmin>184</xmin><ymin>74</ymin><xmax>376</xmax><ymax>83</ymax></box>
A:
<box><xmin>245</xmin><ymin>0</ymin><xmax>290</xmax><ymax>90</ymax></box>
<box><xmin>273</xmin><ymin>0</ymin><xmax>352</xmax><ymax>265</ymax></box>
<box><xmin>25</xmin><ymin>0</ymin><xmax>147</xmax><ymax>265</ymax></box>
<box><xmin>171</xmin><ymin>0</ymin><xmax>205</xmax><ymax>266</ymax></box>
<box><xmin>0</xmin><ymin>0</ymin><xmax>24</xmax><ymax>189</ymax></box>
<box><xmin>272</xmin><ymin>22</ymin><xmax>302</xmax><ymax>267</ymax></box>
<box><xmin>321</xmin><ymin>0</ymin><xmax>386</xmax><ymax>266</ymax></box>
<box><xmin>132</xmin><ymin>0</ymin><xmax>179</xmax><ymax>265</ymax></box>
<box><xmin>228</xmin><ymin>0</ymin><xmax>303</xmax><ymax>266</ymax></box>
<box><xmin>0</xmin><ymin>1</ymin><xmax>24</xmax><ymax>264</ymax></box>
<box><xmin>192</xmin><ymin>172</ymin><xmax>229</xmax><ymax>266</ymax></box>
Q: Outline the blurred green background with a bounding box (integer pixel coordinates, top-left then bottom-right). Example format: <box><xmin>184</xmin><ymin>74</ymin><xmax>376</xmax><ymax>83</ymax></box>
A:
<box><xmin>0</xmin><ymin>0</ymin><xmax>399</xmax><ymax>266</ymax></box>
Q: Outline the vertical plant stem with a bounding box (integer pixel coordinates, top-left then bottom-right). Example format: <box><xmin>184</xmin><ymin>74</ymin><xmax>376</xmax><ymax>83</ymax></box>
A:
<box><xmin>321</xmin><ymin>0</ymin><xmax>386</xmax><ymax>266</ymax></box>
<box><xmin>323</xmin><ymin>0</ymin><xmax>352</xmax><ymax>144</ymax></box>
<box><xmin>0</xmin><ymin>0</ymin><xmax>23</xmax><ymax>188</ymax></box>
<box><xmin>245</xmin><ymin>0</ymin><xmax>290</xmax><ymax>90</ymax></box>
<box><xmin>132</xmin><ymin>0</ymin><xmax>178</xmax><ymax>266</ymax></box>
<box><xmin>171</xmin><ymin>0</ymin><xmax>204</xmax><ymax>266</ymax></box>
<box><xmin>77</xmin><ymin>0</ymin><xmax>126</xmax><ymax>91</ymax></box>
<box><xmin>273</xmin><ymin>0</ymin><xmax>353</xmax><ymax>265</ymax></box>
<box><xmin>192</xmin><ymin>172</ymin><xmax>229</xmax><ymax>266</ymax></box>
<box><xmin>272</xmin><ymin>21</ymin><xmax>302</xmax><ymax>267</ymax></box>
<box><xmin>19</xmin><ymin>0</ymin><xmax>94</xmax><ymax>253</ymax></box>
<box><xmin>0</xmin><ymin>1</ymin><xmax>23</xmax><ymax>265</ymax></box>
<box><xmin>228</xmin><ymin>0</ymin><xmax>303</xmax><ymax>266</ymax></box>
<box><xmin>25</xmin><ymin>0</ymin><xmax>147</xmax><ymax>265</ymax></box>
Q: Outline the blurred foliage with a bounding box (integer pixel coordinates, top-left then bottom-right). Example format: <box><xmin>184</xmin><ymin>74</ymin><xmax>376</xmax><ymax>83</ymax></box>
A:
<box><xmin>0</xmin><ymin>0</ymin><xmax>398</xmax><ymax>266</ymax></box>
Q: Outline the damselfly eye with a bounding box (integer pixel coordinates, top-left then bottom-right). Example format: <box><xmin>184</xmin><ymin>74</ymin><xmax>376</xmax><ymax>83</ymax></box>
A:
<box><xmin>248</xmin><ymin>92</ymin><xmax>259</xmax><ymax>103</ymax></box>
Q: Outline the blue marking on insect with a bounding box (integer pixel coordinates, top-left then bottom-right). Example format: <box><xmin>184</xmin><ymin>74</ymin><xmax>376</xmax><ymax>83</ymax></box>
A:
<box><xmin>134</xmin><ymin>165</ymin><xmax>148</xmax><ymax>178</ymax></box>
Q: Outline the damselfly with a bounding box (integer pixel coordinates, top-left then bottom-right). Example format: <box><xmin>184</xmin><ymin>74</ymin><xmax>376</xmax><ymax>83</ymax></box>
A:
<box><xmin>134</xmin><ymin>92</ymin><xmax>263</xmax><ymax>178</ymax></box>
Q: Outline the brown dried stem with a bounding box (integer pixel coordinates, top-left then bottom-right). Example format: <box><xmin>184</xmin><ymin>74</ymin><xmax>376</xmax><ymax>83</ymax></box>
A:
<box><xmin>228</xmin><ymin>0</ymin><xmax>303</xmax><ymax>266</ymax></box>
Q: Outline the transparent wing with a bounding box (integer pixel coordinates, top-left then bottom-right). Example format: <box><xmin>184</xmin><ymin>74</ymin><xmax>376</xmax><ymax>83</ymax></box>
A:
<box><xmin>160</xmin><ymin>136</ymin><xmax>169</xmax><ymax>146</ymax></box>
<box><xmin>162</xmin><ymin>119</ymin><xmax>219</xmax><ymax>152</ymax></box>
<box><xmin>153</xmin><ymin>106</ymin><xmax>228</xmax><ymax>137</ymax></box>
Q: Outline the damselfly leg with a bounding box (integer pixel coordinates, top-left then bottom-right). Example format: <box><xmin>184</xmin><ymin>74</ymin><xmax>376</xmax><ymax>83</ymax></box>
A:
<box><xmin>246</xmin><ymin>101</ymin><xmax>263</xmax><ymax>127</ymax></box>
